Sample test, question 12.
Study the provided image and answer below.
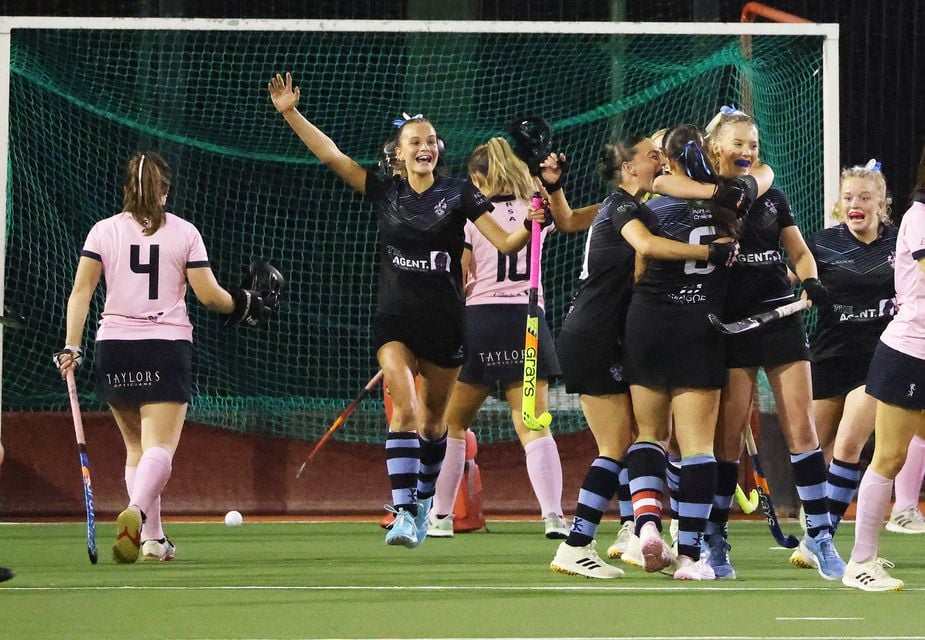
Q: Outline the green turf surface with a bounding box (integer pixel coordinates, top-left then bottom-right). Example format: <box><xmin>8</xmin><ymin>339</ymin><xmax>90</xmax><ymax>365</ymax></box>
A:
<box><xmin>0</xmin><ymin>520</ymin><xmax>921</xmax><ymax>639</ymax></box>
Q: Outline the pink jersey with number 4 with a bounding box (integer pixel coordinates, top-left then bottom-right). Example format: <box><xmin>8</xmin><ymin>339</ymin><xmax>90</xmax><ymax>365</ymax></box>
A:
<box><xmin>82</xmin><ymin>211</ymin><xmax>210</xmax><ymax>342</ymax></box>
<box><xmin>880</xmin><ymin>199</ymin><xmax>925</xmax><ymax>360</ymax></box>
<box><xmin>463</xmin><ymin>197</ymin><xmax>552</xmax><ymax>308</ymax></box>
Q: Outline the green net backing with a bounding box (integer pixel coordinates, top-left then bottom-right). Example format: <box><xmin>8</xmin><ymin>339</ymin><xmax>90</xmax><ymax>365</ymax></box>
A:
<box><xmin>5</xmin><ymin>26</ymin><xmax>824</xmax><ymax>443</ymax></box>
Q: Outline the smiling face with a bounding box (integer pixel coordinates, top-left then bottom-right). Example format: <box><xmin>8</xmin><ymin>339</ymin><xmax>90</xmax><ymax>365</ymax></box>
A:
<box><xmin>396</xmin><ymin>121</ymin><xmax>439</xmax><ymax>177</ymax></box>
<box><xmin>839</xmin><ymin>176</ymin><xmax>884</xmax><ymax>238</ymax></box>
<box><xmin>710</xmin><ymin>121</ymin><xmax>760</xmax><ymax>178</ymax></box>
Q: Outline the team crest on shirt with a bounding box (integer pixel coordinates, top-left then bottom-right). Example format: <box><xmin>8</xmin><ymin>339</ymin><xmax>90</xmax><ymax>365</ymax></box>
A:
<box><xmin>888</xmin><ymin>250</ymin><xmax>896</xmax><ymax>267</ymax></box>
<box><xmin>434</xmin><ymin>198</ymin><xmax>448</xmax><ymax>217</ymax></box>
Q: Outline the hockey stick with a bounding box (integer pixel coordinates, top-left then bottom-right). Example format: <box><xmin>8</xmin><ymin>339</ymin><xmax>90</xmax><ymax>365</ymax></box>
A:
<box><xmin>65</xmin><ymin>369</ymin><xmax>98</xmax><ymax>564</ymax></box>
<box><xmin>296</xmin><ymin>370</ymin><xmax>384</xmax><ymax>478</ymax></box>
<box><xmin>734</xmin><ymin>484</ymin><xmax>760</xmax><ymax>514</ymax></box>
<box><xmin>707</xmin><ymin>299</ymin><xmax>809</xmax><ymax>335</ymax></box>
<box><xmin>744</xmin><ymin>425</ymin><xmax>799</xmax><ymax>548</ymax></box>
<box><xmin>521</xmin><ymin>194</ymin><xmax>552</xmax><ymax>431</ymax></box>
<box><xmin>0</xmin><ymin>309</ymin><xmax>26</xmax><ymax>329</ymax></box>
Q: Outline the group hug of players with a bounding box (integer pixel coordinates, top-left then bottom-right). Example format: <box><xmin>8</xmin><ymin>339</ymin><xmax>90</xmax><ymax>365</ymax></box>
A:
<box><xmin>43</xmin><ymin>73</ymin><xmax>921</xmax><ymax>594</ymax></box>
<box><xmin>265</xmin><ymin>73</ymin><xmax>924</xmax><ymax>592</ymax></box>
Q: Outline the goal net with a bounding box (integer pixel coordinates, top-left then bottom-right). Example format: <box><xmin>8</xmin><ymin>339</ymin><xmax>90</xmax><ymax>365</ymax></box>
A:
<box><xmin>0</xmin><ymin>18</ymin><xmax>838</xmax><ymax>443</ymax></box>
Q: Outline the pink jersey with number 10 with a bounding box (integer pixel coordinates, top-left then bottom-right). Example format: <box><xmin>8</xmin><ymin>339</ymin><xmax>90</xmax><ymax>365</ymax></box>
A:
<box><xmin>81</xmin><ymin>211</ymin><xmax>210</xmax><ymax>342</ymax></box>
<box><xmin>463</xmin><ymin>197</ymin><xmax>552</xmax><ymax>308</ymax></box>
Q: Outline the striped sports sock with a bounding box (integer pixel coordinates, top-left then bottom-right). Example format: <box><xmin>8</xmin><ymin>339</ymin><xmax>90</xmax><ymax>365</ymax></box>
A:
<box><xmin>416</xmin><ymin>432</ymin><xmax>447</xmax><ymax>501</ymax></box>
<box><xmin>826</xmin><ymin>458</ymin><xmax>861</xmax><ymax>530</ymax></box>
<box><xmin>565</xmin><ymin>456</ymin><xmax>620</xmax><ymax>547</ymax></box>
<box><xmin>617</xmin><ymin>461</ymin><xmax>634</xmax><ymax>524</ymax></box>
<box><xmin>677</xmin><ymin>454</ymin><xmax>717</xmax><ymax>561</ymax></box>
<box><xmin>626</xmin><ymin>442</ymin><xmax>668</xmax><ymax>536</ymax></box>
<box><xmin>386</xmin><ymin>431</ymin><xmax>420</xmax><ymax>515</ymax></box>
<box><xmin>791</xmin><ymin>448</ymin><xmax>833</xmax><ymax>537</ymax></box>
<box><xmin>667</xmin><ymin>454</ymin><xmax>682</xmax><ymax>521</ymax></box>
<box><xmin>709</xmin><ymin>460</ymin><xmax>739</xmax><ymax>528</ymax></box>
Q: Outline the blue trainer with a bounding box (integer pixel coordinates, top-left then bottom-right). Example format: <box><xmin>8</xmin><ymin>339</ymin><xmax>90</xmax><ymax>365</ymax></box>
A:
<box><xmin>413</xmin><ymin>497</ymin><xmax>432</xmax><ymax>547</ymax></box>
<box><xmin>704</xmin><ymin>522</ymin><xmax>736</xmax><ymax>579</ymax></box>
<box><xmin>384</xmin><ymin>507</ymin><xmax>418</xmax><ymax>548</ymax></box>
<box><xmin>800</xmin><ymin>530</ymin><xmax>846</xmax><ymax>580</ymax></box>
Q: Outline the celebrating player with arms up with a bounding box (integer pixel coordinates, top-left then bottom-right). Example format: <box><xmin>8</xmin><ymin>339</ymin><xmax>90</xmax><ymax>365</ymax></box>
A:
<box><xmin>54</xmin><ymin>151</ymin><xmax>281</xmax><ymax>564</ymax></box>
<box><xmin>268</xmin><ymin>73</ymin><xmax>539</xmax><ymax>548</ymax></box>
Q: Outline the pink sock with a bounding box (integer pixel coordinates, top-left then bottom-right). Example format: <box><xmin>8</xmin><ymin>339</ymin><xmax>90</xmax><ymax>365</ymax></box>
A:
<box><xmin>130</xmin><ymin>447</ymin><xmax>172</xmax><ymax>520</ymax></box>
<box><xmin>893</xmin><ymin>435</ymin><xmax>925</xmax><ymax>511</ymax></box>
<box><xmin>851</xmin><ymin>469</ymin><xmax>893</xmax><ymax>563</ymax></box>
<box><xmin>127</xmin><ymin>465</ymin><xmax>164</xmax><ymax>541</ymax></box>
<box><xmin>524</xmin><ymin>436</ymin><xmax>564</xmax><ymax>517</ymax></box>
<box><xmin>432</xmin><ymin>436</ymin><xmax>466</xmax><ymax>516</ymax></box>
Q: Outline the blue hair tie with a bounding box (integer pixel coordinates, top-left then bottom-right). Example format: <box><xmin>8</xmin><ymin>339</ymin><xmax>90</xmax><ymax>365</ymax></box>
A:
<box><xmin>681</xmin><ymin>140</ymin><xmax>715</xmax><ymax>182</ymax></box>
<box><xmin>392</xmin><ymin>112</ymin><xmax>424</xmax><ymax>128</ymax></box>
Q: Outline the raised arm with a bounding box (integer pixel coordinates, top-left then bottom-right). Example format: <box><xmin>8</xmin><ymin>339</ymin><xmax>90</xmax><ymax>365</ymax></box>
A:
<box><xmin>268</xmin><ymin>73</ymin><xmax>367</xmax><ymax>193</ymax></box>
<box><xmin>538</xmin><ymin>152</ymin><xmax>599</xmax><ymax>232</ymax></box>
<box><xmin>472</xmin><ymin>213</ymin><xmax>533</xmax><ymax>255</ymax></box>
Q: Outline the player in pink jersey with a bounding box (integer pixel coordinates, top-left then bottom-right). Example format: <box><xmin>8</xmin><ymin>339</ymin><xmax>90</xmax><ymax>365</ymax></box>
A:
<box><xmin>54</xmin><ymin>151</ymin><xmax>279</xmax><ymax>564</ymax></box>
<box><xmin>843</xmin><ymin>143</ymin><xmax>925</xmax><ymax>592</ymax></box>
<box><xmin>428</xmin><ymin>137</ymin><xmax>565</xmax><ymax>539</ymax></box>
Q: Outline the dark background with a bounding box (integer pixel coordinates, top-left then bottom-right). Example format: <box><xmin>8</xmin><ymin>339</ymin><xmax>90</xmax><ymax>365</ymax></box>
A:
<box><xmin>3</xmin><ymin>0</ymin><xmax>923</xmax><ymax>213</ymax></box>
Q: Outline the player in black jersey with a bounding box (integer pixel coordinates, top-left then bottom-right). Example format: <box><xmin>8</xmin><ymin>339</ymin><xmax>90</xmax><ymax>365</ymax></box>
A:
<box><xmin>704</xmin><ymin>107</ymin><xmax>845</xmax><ymax>580</ymax></box>
<box><xmin>623</xmin><ymin>123</ymin><xmax>748</xmax><ymax>581</ymax></box>
<box><xmin>542</xmin><ymin>132</ymin><xmax>739</xmax><ymax>580</ymax></box>
<box><xmin>806</xmin><ymin>162</ymin><xmax>896</xmax><ymax>536</ymax></box>
<box><xmin>268</xmin><ymin>73</ymin><xmax>540</xmax><ymax>549</ymax></box>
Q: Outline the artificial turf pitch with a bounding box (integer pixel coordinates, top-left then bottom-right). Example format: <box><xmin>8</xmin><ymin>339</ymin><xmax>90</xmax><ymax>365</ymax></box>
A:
<box><xmin>0</xmin><ymin>519</ymin><xmax>921</xmax><ymax>639</ymax></box>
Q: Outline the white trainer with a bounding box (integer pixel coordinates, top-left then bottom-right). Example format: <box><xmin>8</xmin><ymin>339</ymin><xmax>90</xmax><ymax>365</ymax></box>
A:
<box><xmin>789</xmin><ymin>547</ymin><xmax>813</xmax><ymax>569</ymax></box>
<box><xmin>544</xmin><ymin>513</ymin><xmax>569</xmax><ymax>539</ymax></box>
<box><xmin>141</xmin><ymin>537</ymin><xmax>176</xmax><ymax>562</ymax></box>
<box><xmin>550</xmin><ymin>540</ymin><xmax>624</xmax><ymax>579</ymax></box>
<box><xmin>426</xmin><ymin>513</ymin><xmax>454</xmax><ymax>538</ymax></box>
<box><xmin>673</xmin><ymin>554</ymin><xmax>715</xmax><ymax>581</ymax></box>
<box><xmin>842</xmin><ymin>557</ymin><xmax>904</xmax><ymax>592</ymax></box>
<box><xmin>885</xmin><ymin>506</ymin><xmax>925</xmax><ymax>534</ymax></box>
<box><xmin>607</xmin><ymin>521</ymin><xmax>634</xmax><ymax>558</ymax></box>
<box><xmin>620</xmin><ymin>533</ymin><xmax>645</xmax><ymax>568</ymax></box>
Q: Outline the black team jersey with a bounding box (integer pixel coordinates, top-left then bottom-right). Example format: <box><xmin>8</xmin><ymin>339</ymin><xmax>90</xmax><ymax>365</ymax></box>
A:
<box><xmin>562</xmin><ymin>188</ymin><xmax>658</xmax><ymax>340</ymax></box>
<box><xmin>725</xmin><ymin>187</ymin><xmax>799</xmax><ymax>317</ymax></box>
<box><xmin>807</xmin><ymin>223</ymin><xmax>898</xmax><ymax>361</ymax></box>
<box><xmin>634</xmin><ymin>196</ymin><xmax>727</xmax><ymax>306</ymax></box>
<box><xmin>365</xmin><ymin>172</ymin><xmax>493</xmax><ymax>320</ymax></box>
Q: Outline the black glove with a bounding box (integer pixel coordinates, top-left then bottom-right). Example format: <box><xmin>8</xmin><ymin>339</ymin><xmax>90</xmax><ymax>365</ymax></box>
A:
<box><xmin>707</xmin><ymin>241</ymin><xmax>739</xmax><ymax>268</ymax></box>
<box><xmin>524</xmin><ymin>198</ymin><xmax>554</xmax><ymax>231</ymax></box>
<box><xmin>802</xmin><ymin>277</ymin><xmax>831</xmax><ymax>307</ymax></box>
<box><xmin>225</xmin><ymin>288</ymin><xmax>270</xmax><ymax>327</ymax></box>
<box><xmin>714</xmin><ymin>175</ymin><xmax>758</xmax><ymax>216</ymax></box>
<box><xmin>52</xmin><ymin>345</ymin><xmax>83</xmax><ymax>370</ymax></box>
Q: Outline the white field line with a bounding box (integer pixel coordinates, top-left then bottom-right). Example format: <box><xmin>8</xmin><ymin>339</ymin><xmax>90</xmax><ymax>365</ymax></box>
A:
<box><xmin>3</xmin><ymin>584</ymin><xmax>924</xmax><ymax>592</ymax></box>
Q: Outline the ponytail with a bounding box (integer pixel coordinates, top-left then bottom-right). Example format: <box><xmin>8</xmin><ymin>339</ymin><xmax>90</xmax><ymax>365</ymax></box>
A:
<box><xmin>123</xmin><ymin>151</ymin><xmax>171</xmax><ymax>235</ymax></box>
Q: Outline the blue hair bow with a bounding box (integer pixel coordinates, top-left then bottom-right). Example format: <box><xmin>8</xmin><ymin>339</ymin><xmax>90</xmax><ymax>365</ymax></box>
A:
<box><xmin>680</xmin><ymin>140</ymin><xmax>715</xmax><ymax>182</ymax></box>
<box><xmin>392</xmin><ymin>112</ymin><xmax>424</xmax><ymax>128</ymax></box>
<box><xmin>863</xmin><ymin>158</ymin><xmax>882</xmax><ymax>172</ymax></box>
<box><xmin>720</xmin><ymin>104</ymin><xmax>746</xmax><ymax>117</ymax></box>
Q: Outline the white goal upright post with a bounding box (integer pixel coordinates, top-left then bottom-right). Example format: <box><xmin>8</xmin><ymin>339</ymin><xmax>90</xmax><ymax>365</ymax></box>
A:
<box><xmin>0</xmin><ymin>17</ymin><xmax>838</xmax><ymax>443</ymax></box>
